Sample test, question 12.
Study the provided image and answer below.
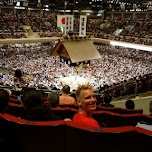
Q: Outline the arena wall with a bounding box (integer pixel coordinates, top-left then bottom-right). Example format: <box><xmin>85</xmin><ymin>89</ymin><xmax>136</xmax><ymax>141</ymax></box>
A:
<box><xmin>112</xmin><ymin>96</ymin><xmax>152</xmax><ymax>115</ymax></box>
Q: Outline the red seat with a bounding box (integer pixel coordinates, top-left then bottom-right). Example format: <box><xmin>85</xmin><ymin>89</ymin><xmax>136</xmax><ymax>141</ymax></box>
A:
<box><xmin>59</xmin><ymin>104</ymin><xmax>79</xmax><ymax>109</ymax></box>
<box><xmin>96</xmin><ymin>105</ymin><xmax>143</xmax><ymax>114</ymax></box>
<box><xmin>10</xmin><ymin>98</ymin><xmax>22</xmax><ymax>104</ymax></box>
<box><xmin>52</xmin><ymin>107</ymin><xmax>78</xmax><ymax>119</ymax></box>
<box><xmin>93</xmin><ymin>111</ymin><xmax>142</xmax><ymax>127</ymax></box>
<box><xmin>139</xmin><ymin>114</ymin><xmax>152</xmax><ymax>125</ymax></box>
<box><xmin>10</xmin><ymin>95</ymin><xmax>18</xmax><ymax>99</ymax></box>
<box><xmin>134</xmin><ymin>127</ymin><xmax>152</xmax><ymax>149</ymax></box>
<box><xmin>1</xmin><ymin>113</ymin><xmax>151</xmax><ymax>152</ymax></box>
<box><xmin>65</xmin><ymin>121</ymin><xmax>137</xmax><ymax>152</ymax></box>
<box><xmin>6</xmin><ymin>102</ymin><xmax>25</xmax><ymax>117</ymax></box>
<box><xmin>135</xmin><ymin>126</ymin><xmax>152</xmax><ymax>136</ymax></box>
<box><xmin>2</xmin><ymin>113</ymin><xmax>66</xmax><ymax>152</ymax></box>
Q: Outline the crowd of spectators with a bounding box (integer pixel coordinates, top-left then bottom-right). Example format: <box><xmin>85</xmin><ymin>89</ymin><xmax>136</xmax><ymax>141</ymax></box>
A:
<box><xmin>96</xmin><ymin>15</ymin><xmax>152</xmax><ymax>45</ymax></box>
<box><xmin>0</xmin><ymin>9</ymin><xmax>152</xmax><ymax>98</ymax></box>
<box><xmin>0</xmin><ymin>10</ymin><xmax>152</xmax><ymax>45</ymax></box>
<box><xmin>0</xmin><ymin>11</ymin><xmax>58</xmax><ymax>38</ymax></box>
<box><xmin>0</xmin><ymin>42</ymin><xmax>151</xmax><ymax>98</ymax></box>
<box><xmin>0</xmin><ymin>12</ymin><xmax>26</xmax><ymax>39</ymax></box>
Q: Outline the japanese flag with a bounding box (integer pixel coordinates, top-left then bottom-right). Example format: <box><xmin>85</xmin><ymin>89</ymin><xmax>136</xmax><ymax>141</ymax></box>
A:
<box><xmin>57</xmin><ymin>15</ymin><xmax>66</xmax><ymax>27</ymax></box>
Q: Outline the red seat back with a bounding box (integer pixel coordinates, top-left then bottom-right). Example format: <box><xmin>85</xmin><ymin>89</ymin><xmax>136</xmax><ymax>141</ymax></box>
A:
<box><xmin>6</xmin><ymin>102</ymin><xmax>25</xmax><ymax>117</ymax></box>
<box><xmin>96</xmin><ymin>105</ymin><xmax>143</xmax><ymax>114</ymax></box>
<box><xmin>2</xmin><ymin>113</ymin><xmax>66</xmax><ymax>152</ymax></box>
<box><xmin>52</xmin><ymin>107</ymin><xmax>78</xmax><ymax>119</ymax></box>
<box><xmin>93</xmin><ymin>111</ymin><xmax>142</xmax><ymax>127</ymax></box>
<box><xmin>65</xmin><ymin>121</ymin><xmax>137</xmax><ymax>152</ymax></box>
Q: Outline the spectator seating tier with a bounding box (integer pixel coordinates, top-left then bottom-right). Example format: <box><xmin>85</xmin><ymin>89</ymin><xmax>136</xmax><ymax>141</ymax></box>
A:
<box><xmin>0</xmin><ymin>113</ymin><xmax>152</xmax><ymax>152</ymax></box>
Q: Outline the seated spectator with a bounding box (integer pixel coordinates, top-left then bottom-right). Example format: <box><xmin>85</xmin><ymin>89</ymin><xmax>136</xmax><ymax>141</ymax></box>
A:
<box><xmin>59</xmin><ymin>85</ymin><xmax>76</xmax><ymax>105</ymax></box>
<box><xmin>3</xmin><ymin>88</ymin><xmax>11</xmax><ymax>96</ymax></box>
<box><xmin>72</xmin><ymin>84</ymin><xmax>100</xmax><ymax>128</ymax></box>
<box><xmin>0</xmin><ymin>89</ymin><xmax>17</xmax><ymax>152</ymax></box>
<box><xmin>125</xmin><ymin>99</ymin><xmax>135</xmax><ymax>110</ymax></box>
<box><xmin>21</xmin><ymin>88</ymin><xmax>62</xmax><ymax>121</ymax></box>
<box><xmin>0</xmin><ymin>89</ymin><xmax>10</xmax><ymax>113</ymax></box>
<box><xmin>47</xmin><ymin>92</ymin><xmax>60</xmax><ymax>108</ymax></box>
<box><xmin>100</xmin><ymin>94</ymin><xmax>114</xmax><ymax>107</ymax></box>
<box><xmin>71</xmin><ymin>91</ymin><xmax>76</xmax><ymax>100</ymax></box>
<box><xmin>47</xmin><ymin>91</ymin><xmax>72</xmax><ymax>121</ymax></box>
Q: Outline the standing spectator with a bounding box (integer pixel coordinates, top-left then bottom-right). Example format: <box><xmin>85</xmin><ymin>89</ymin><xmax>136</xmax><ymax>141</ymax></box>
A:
<box><xmin>72</xmin><ymin>84</ymin><xmax>100</xmax><ymax>128</ymax></box>
<box><xmin>0</xmin><ymin>89</ymin><xmax>9</xmax><ymax>113</ymax></box>
<box><xmin>0</xmin><ymin>89</ymin><xmax>15</xmax><ymax>152</ymax></box>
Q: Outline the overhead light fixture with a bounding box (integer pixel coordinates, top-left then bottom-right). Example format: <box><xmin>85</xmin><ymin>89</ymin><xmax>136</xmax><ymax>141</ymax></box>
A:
<box><xmin>110</xmin><ymin>40</ymin><xmax>152</xmax><ymax>52</ymax></box>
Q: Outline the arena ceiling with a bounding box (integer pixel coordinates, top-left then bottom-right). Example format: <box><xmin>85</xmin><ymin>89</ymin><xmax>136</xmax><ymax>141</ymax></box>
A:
<box><xmin>1</xmin><ymin>0</ymin><xmax>151</xmax><ymax>11</ymax></box>
<box><xmin>35</xmin><ymin>0</ymin><xmax>152</xmax><ymax>11</ymax></box>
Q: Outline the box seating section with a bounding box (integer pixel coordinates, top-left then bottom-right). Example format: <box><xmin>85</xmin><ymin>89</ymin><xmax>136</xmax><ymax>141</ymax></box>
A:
<box><xmin>96</xmin><ymin>105</ymin><xmax>143</xmax><ymax>114</ymax></box>
<box><xmin>52</xmin><ymin>107</ymin><xmax>78</xmax><ymax>119</ymax></box>
<box><xmin>93</xmin><ymin>110</ymin><xmax>152</xmax><ymax>127</ymax></box>
<box><xmin>6</xmin><ymin>102</ymin><xmax>25</xmax><ymax>117</ymax></box>
<box><xmin>1</xmin><ymin>113</ymin><xmax>66</xmax><ymax>152</ymax></box>
<box><xmin>0</xmin><ymin>113</ymin><xmax>151</xmax><ymax>152</ymax></box>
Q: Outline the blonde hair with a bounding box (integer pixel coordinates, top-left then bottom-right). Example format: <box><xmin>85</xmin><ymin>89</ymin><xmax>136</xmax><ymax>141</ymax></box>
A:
<box><xmin>75</xmin><ymin>83</ymin><xmax>94</xmax><ymax>100</ymax></box>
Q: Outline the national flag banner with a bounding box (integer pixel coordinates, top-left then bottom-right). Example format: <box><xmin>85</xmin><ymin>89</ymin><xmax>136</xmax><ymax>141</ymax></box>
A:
<box><xmin>57</xmin><ymin>15</ymin><xmax>66</xmax><ymax>27</ymax></box>
<box><xmin>65</xmin><ymin>15</ymin><xmax>74</xmax><ymax>35</ymax></box>
<box><xmin>57</xmin><ymin>15</ymin><xmax>66</xmax><ymax>35</ymax></box>
<box><xmin>57</xmin><ymin>15</ymin><xmax>74</xmax><ymax>35</ymax></box>
<box><xmin>79</xmin><ymin>15</ymin><xmax>87</xmax><ymax>37</ymax></box>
